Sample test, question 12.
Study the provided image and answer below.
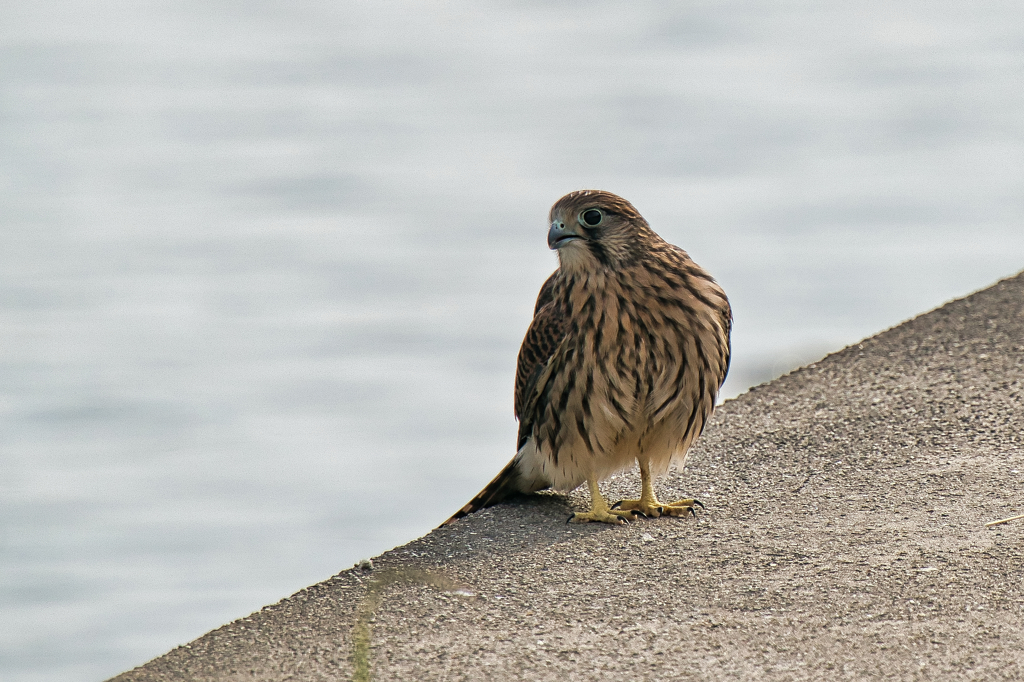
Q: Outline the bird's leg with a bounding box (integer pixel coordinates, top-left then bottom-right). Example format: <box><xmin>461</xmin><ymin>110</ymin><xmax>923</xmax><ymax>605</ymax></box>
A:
<box><xmin>568</xmin><ymin>476</ymin><xmax>639</xmax><ymax>525</ymax></box>
<box><xmin>612</xmin><ymin>459</ymin><xmax>704</xmax><ymax>518</ymax></box>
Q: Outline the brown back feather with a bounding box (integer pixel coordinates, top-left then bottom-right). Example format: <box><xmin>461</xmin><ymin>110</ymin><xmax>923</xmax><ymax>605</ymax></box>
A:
<box><xmin>514</xmin><ymin>273</ymin><xmax>569</xmax><ymax>447</ymax></box>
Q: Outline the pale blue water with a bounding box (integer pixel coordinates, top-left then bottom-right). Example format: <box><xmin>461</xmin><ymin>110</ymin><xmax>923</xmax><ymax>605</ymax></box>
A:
<box><xmin>3</xmin><ymin>1</ymin><xmax>1024</xmax><ymax>679</ymax></box>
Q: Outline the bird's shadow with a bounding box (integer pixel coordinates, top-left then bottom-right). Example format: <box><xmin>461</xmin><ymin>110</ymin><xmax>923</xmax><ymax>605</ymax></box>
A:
<box><xmin>450</xmin><ymin>490</ymin><xmax>643</xmax><ymax>547</ymax></box>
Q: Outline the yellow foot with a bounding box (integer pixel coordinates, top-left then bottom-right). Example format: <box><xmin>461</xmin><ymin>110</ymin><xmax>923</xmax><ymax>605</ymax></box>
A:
<box><xmin>568</xmin><ymin>508</ymin><xmax>639</xmax><ymax>525</ymax></box>
<box><xmin>613</xmin><ymin>498</ymin><xmax>705</xmax><ymax>518</ymax></box>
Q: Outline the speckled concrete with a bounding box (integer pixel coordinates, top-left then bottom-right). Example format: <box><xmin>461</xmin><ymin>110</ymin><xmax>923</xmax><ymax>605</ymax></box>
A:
<box><xmin>111</xmin><ymin>270</ymin><xmax>1024</xmax><ymax>681</ymax></box>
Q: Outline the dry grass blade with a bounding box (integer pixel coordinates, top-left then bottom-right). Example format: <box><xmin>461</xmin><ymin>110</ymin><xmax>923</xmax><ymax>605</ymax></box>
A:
<box><xmin>985</xmin><ymin>513</ymin><xmax>1024</xmax><ymax>527</ymax></box>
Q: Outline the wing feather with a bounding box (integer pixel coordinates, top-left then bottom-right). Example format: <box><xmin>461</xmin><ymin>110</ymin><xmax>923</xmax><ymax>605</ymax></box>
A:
<box><xmin>514</xmin><ymin>272</ymin><xmax>567</xmax><ymax>447</ymax></box>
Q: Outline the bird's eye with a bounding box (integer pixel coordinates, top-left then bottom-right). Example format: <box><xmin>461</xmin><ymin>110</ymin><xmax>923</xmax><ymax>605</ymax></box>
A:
<box><xmin>580</xmin><ymin>209</ymin><xmax>603</xmax><ymax>227</ymax></box>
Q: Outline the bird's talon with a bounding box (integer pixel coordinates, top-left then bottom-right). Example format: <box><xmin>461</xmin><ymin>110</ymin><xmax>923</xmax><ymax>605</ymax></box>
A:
<box><xmin>569</xmin><ymin>508</ymin><xmax>636</xmax><ymax>525</ymax></box>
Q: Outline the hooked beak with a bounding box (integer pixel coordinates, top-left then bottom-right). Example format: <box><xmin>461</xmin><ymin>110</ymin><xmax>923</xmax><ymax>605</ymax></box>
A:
<box><xmin>547</xmin><ymin>221</ymin><xmax>582</xmax><ymax>250</ymax></box>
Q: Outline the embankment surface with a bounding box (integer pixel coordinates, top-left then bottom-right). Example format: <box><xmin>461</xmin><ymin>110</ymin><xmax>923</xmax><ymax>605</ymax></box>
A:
<box><xmin>113</xmin><ymin>271</ymin><xmax>1024</xmax><ymax>681</ymax></box>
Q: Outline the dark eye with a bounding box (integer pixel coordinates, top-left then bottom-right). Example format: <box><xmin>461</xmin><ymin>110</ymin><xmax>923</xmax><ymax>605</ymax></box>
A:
<box><xmin>581</xmin><ymin>209</ymin><xmax>603</xmax><ymax>227</ymax></box>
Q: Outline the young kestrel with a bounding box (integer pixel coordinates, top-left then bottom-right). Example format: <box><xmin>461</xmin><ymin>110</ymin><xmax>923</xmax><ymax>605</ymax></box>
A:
<box><xmin>446</xmin><ymin>190</ymin><xmax>731</xmax><ymax>525</ymax></box>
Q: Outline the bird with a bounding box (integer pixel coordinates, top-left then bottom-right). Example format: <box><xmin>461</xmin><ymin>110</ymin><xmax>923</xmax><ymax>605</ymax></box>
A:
<box><xmin>444</xmin><ymin>190</ymin><xmax>731</xmax><ymax>525</ymax></box>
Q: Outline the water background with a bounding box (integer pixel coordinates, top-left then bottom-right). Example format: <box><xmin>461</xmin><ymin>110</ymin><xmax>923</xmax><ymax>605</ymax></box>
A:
<box><xmin>3</xmin><ymin>1</ymin><xmax>1024</xmax><ymax>679</ymax></box>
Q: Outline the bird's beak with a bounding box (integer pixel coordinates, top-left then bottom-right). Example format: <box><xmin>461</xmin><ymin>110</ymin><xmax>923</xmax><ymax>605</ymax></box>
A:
<box><xmin>548</xmin><ymin>221</ymin><xmax>582</xmax><ymax>250</ymax></box>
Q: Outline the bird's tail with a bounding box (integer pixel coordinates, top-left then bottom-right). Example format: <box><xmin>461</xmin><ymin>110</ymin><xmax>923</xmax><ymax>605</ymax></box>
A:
<box><xmin>441</xmin><ymin>456</ymin><xmax>527</xmax><ymax>526</ymax></box>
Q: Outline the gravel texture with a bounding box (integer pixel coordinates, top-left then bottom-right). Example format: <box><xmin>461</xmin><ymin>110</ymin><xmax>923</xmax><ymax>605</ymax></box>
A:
<box><xmin>111</xmin><ymin>271</ymin><xmax>1024</xmax><ymax>681</ymax></box>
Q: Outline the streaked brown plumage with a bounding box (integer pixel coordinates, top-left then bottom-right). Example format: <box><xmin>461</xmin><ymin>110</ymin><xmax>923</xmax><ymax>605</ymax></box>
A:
<box><xmin>445</xmin><ymin>190</ymin><xmax>731</xmax><ymax>525</ymax></box>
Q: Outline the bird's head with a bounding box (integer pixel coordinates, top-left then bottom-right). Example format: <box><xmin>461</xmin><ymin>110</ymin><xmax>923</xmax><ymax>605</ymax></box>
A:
<box><xmin>547</xmin><ymin>190</ymin><xmax>656</xmax><ymax>272</ymax></box>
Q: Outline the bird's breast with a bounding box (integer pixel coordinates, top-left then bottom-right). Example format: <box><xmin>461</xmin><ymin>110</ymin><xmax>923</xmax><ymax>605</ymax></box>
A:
<box><xmin>564</xmin><ymin>266</ymin><xmax>726</xmax><ymax>429</ymax></box>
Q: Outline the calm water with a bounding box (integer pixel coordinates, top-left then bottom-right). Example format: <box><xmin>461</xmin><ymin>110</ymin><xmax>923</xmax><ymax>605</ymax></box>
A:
<box><xmin>3</xmin><ymin>1</ymin><xmax>1024</xmax><ymax>679</ymax></box>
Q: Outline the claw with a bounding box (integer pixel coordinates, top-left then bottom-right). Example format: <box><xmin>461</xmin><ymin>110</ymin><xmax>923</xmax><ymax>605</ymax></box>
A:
<box><xmin>694</xmin><ymin>499</ymin><xmax>705</xmax><ymax>509</ymax></box>
<box><xmin>612</xmin><ymin>501</ymin><xmax>648</xmax><ymax>518</ymax></box>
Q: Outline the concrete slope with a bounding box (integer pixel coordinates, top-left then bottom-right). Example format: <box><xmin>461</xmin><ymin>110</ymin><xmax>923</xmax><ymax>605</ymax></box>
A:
<box><xmin>112</xmin><ymin>271</ymin><xmax>1024</xmax><ymax>681</ymax></box>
